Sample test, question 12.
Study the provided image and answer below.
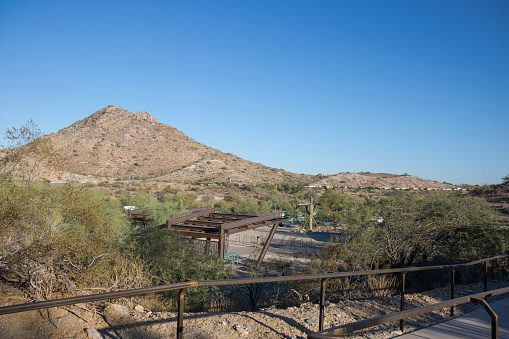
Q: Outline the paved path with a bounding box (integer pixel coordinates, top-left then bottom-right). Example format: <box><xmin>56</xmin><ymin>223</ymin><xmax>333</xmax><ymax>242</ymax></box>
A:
<box><xmin>397</xmin><ymin>298</ymin><xmax>509</xmax><ymax>338</ymax></box>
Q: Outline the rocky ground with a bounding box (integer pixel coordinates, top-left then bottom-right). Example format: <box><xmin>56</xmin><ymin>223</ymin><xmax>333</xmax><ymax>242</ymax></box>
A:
<box><xmin>1</xmin><ymin>280</ymin><xmax>507</xmax><ymax>339</ymax></box>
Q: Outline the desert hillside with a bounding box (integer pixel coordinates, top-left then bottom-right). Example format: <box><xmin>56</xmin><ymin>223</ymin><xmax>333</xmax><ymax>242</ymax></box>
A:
<box><xmin>310</xmin><ymin>172</ymin><xmax>458</xmax><ymax>190</ymax></box>
<box><xmin>37</xmin><ymin>105</ymin><xmax>462</xmax><ymax>190</ymax></box>
<box><xmin>47</xmin><ymin>106</ymin><xmax>313</xmax><ymax>185</ymax></box>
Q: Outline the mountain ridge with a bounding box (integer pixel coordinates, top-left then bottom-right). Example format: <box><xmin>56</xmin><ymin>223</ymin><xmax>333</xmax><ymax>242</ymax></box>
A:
<box><xmin>40</xmin><ymin>106</ymin><xmax>459</xmax><ymax>190</ymax></box>
<box><xmin>310</xmin><ymin>172</ymin><xmax>458</xmax><ymax>190</ymax></box>
<box><xmin>47</xmin><ymin>106</ymin><xmax>313</xmax><ymax>184</ymax></box>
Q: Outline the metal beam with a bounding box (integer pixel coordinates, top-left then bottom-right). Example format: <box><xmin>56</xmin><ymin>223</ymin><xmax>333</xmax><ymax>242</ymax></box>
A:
<box><xmin>170</xmin><ymin>225</ymin><xmax>220</xmax><ymax>232</ymax></box>
<box><xmin>256</xmin><ymin>221</ymin><xmax>279</xmax><ymax>268</ymax></box>
<box><xmin>221</xmin><ymin>212</ymin><xmax>284</xmax><ymax>231</ymax></box>
<box><xmin>166</xmin><ymin>208</ymin><xmax>214</xmax><ymax>228</ymax></box>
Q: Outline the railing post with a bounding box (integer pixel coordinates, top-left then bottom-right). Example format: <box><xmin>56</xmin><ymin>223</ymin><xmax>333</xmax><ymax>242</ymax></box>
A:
<box><xmin>492</xmin><ymin>258</ymin><xmax>496</xmax><ymax>280</ymax></box>
<box><xmin>400</xmin><ymin>272</ymin><xmax>406</xmax><ymax>332</ymax></box>
<box><xmin>471</xmin><ymin>297</ymin><xmax>498</xmax><ymax>339</ymax></box>
<box><xmin>319</xmin><ymin>278</ymin><xmax>330</xmax><ymax>331</ymax></box>
<box><xmin>484</xmin><ymin>261</ymin><xmax>488</xmax><ymax>293</ymax></box>
<box><xmin>451</xmin><ymin>266</ymin><xmax>456</xmax><ymax>316</ymax></box>
<box><xmin>177</xmin><ymin>287</ymin><xmax>187</xmax><ymax>339</ymax></box>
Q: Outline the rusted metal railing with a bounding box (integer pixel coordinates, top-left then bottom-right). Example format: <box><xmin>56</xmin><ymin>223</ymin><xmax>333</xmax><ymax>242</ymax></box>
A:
<box><xmin>0</xmin><ymin>255</ymin><xmax>507</xmax><ymax>339</ymax></box>
<box><xmin>308</xmin><ymin>286</ymin><xmax>509</xmax><ymax>339</ymax></box>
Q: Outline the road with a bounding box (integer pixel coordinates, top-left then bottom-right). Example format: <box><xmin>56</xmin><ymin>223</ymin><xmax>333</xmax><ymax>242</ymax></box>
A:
<box><xmin>226</xmin><ymin>225</ymin><xmax>342</xmax><ymax>263</ymax></box>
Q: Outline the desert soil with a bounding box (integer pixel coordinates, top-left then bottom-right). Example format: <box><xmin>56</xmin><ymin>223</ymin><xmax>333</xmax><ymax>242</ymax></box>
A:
<box><xmin>1</xmin><ymin>281</ymin><xmax>507</xmax><ymax>339</ymax></box>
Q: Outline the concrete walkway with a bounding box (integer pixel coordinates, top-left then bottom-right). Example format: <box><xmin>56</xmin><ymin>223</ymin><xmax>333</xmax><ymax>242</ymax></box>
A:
<box><xmin>397</xmin><ymin>298</ymin><xmax>509</xmax><ymax>338</ymax></box>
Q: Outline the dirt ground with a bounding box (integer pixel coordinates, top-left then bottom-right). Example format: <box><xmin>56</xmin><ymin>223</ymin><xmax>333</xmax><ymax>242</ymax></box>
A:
<box><xmin>1</xmin><ymin>280</ymin><xmax>508</xmax><ymax>339</ymax></box>
<box><xmin>2</xmin><ymin>226</ymin><xmax>506</xmax><ymax>338</ymax></box>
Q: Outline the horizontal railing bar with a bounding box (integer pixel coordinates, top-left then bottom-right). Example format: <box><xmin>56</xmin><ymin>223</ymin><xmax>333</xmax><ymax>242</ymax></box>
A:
<box><xmin>0</xmin><ymin>255</ymin><xmax>507</xmax><ymax>317</ymax></box>
<box><xmin>0</xmin><ymin>281</ymin><xmax>198</xmax><ymax>316</ymax></box>
<box><xmin>463</xmin><ymin>255</ymin><xmax>509</xmax><ymax>267</ymax></box>
<box><xmin>198</xmin><ymin>255</ymin><xmax>508</xmax><ymax>286</ymax></box>
<box><xmin>171</xmin><ymin>223</ymin><xmax>220</xmax><ymax>230</ymax></box>
<box><xmin>308</xmin><ymin>286</ymin><xmax>509</xmax><ymax>338</ymax></box>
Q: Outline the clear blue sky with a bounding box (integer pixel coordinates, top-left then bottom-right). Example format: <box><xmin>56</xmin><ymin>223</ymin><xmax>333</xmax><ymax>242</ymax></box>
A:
<box><xmin>1</xmin><ymin>0</ymin><xmax>508</xmax><ymax>185</ymax></box>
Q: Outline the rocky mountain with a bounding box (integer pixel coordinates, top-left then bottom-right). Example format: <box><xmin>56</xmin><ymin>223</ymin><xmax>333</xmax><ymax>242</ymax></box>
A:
<box><xmin>41</xmin><ymin>106</ymin><xmax>462</xmax><ymax>190</ymax></box>
<box><xmin>47</xmin><ymin>106</ymin><xmax>313</xmax><ymax>185</ymax></box>
<box><xmin>310</xmin><ymin>172</ymin><xmax>458</xmax><ymax>190</ymax></box>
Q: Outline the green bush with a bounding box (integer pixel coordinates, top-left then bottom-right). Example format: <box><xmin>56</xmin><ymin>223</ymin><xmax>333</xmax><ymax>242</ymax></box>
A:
<box><xmin>0</xmin><ymin>121</ymin><xmax>149</xmax><ymax>299</ymax></box>
<box><xmin>131</xmin><ymin>226</ymin><xmax>229</xmax><ymax>307</ymax></box>
<box><xmin>343</xmin><ymin>191</ymin><xmax>507</xmax><ymax>268</ymax></box>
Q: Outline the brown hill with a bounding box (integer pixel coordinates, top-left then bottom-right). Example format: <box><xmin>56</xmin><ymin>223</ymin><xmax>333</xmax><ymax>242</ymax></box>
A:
<box><xmin>309</xmin><ymin>172</ymin><xmax>458</xmax><ymax>190</ymax></box>
<box><xmin>47</xmin><ymin>106</ymin><xmax>313</xmax><ymax>185</ymax></box>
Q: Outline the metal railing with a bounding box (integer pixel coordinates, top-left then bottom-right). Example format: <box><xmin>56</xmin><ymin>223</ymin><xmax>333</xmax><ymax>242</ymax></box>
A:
<box><xmin>0</xmin><ymin>255</ymin><xmax>507</xmax><ymax>339</ymax></box>
<box><xmin>309</xmin><ymin>286</ymin><xmax>509</xmax><ymax>339</ymax></box>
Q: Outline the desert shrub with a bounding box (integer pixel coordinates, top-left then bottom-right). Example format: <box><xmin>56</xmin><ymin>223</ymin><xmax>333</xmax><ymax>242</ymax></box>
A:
<box><xmin>241</xmin><ymin>183</ymin><xmax>255</xmax><ymax>191</ymax></box>
<box><xmin>0</xmin><ymin>121</ymin><xmax>148</xmax><ymax>299</ymax></box>
<box><xmin>119</xmin><ymin>191</ymin><xmax>159</xmax><ymax>207</ymax></box>
<box><xmin>291</xmin><ymin>190</ymin><xmax>507</xmax><ymax>301</ymax></box>
<box><xmin>131</xmin><ymin>226</ymin><xmax>229</xmax><ymax>308</ymax></box>
<box><xmin>214</xmin><ymin>199</ymin><xmax>234</xmax><ymax>213</ymax></box>
<box><xmin>256</xmin><ymin>183</ymin><xmax>276</xmax><ymax>190</ymax></box>
<box><xmin>235</xmin><ymin>197</ymin><xmax>272</xmax><ymax>215</ymax></box>
<box><xmin>147</xmin><ymin>201</ymin><xmax>183</xmax><ymax>225</ymax></box>
<box><xmin>338</xmin><ymin>191</ymin><xmax>507</xmax><ymax>268</ymax></box>
<box><xmin>279</xmin><ymin>182</ymin><xmax>306</xmax><ymax>193</ymax></box>
<box><xmin>0</xmin><ymin>179</ymin><xmax>145</xmax><ymax>298</ymax></box>
<box><xmin>158</xmin><ymin>191</ymin><xmax>199</xmax><ymax>207</ymax></box>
